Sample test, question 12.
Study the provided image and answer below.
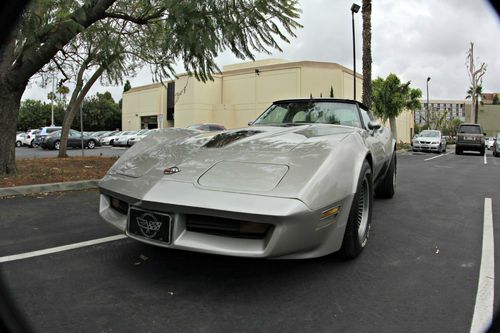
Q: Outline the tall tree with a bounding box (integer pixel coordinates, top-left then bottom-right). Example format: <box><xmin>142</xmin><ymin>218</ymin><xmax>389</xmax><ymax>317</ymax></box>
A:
<box><xmin>465</xmin><ymin>42</ymin><xmax>487</xmax><ymax>124</ymax></box>
<box><xmin>0</xmin><ymin>0</ymin><xmax>302</xmax><ymax>174</ymax></box>
<box><xmin>371</xmin><ymin>73</ymin><xmax>422</xmax><ymax>140</ymax></box>
<box><xmin>361</xmin><ymin>0</ymin><xmax>372</xmax><ymax>107</ymax></box>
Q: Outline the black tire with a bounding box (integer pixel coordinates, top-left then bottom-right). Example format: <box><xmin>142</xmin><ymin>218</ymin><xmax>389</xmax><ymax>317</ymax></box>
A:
<box><xmin>340</xmin><ymin>160</ymin><xmax>373</xmax><ymax>259</ymax></box>
<box><xmin>480</xmin><ymin>146</ymin><xmax>485</xmax><ymax>156</ymax></box>
<box><xmin>29</xmin><ymin>139</ymin><xmax>35</xmax><ymax>148</ymax></box>
<box><xmin>110</xmin><ymin>139</ymin><xmax>114</xmax><ymax>146</ymax></box>
<box><xmin>54</xmin><ymin>141</ymin><xmax>60</xmax><ymax>150</ymax></box>
<box><xmin>375</xmin><ymin>152</ymin><xmax>396</xmax><ymax>199</ymax></box>
<box><xmin>455</xmin><ymin>147</ymin><xmax>461</xmax><ymax>155</ymax></box>
<box><xmin>15</xmin><ymin>140</ymin><xmax>22</xmax><ymax>147</ymax></box>
<box><xmin>87</xmin><ymin>140</ymin><xmax>96</xmax><ymax>149</ymax></box>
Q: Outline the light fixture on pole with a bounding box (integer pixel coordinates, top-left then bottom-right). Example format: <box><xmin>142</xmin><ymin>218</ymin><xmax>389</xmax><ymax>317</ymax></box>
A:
<box><xmin>351</xmin><ymin>3</ymin><xmax>360</xmax><ymax>101</ymax></box>
<box><xmin>426</xmin><ymin>77</ymin><xmax>431</xmax><ymax>127</ymax></box>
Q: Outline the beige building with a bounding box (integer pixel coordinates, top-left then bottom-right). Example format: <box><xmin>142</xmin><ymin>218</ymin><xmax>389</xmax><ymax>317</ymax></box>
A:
<box><xmin>465</xmin><ymin>103</ymin><xmax>500</xmax><ymax>136</ymax></box>
<box><xmin>122</xmin><ymin>59</ymin><xmax>413</xmax><ymax>142</ymax></box>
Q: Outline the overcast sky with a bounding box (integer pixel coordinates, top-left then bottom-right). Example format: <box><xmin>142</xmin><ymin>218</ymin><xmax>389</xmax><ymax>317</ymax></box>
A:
<box><xmin>23</xmin><ymin>0</ymin><xmax>500</xmax><ymax>103</ymax></box>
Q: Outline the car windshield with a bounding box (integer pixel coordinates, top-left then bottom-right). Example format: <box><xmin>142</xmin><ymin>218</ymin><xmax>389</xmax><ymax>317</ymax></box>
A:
<box><xmin>253</xmin><ymin>101</ymin><xmax>362</xmax><ymax>128</ymax></box>
<box><xmin>419</xmin><ymin>130</ymin><xmax>440</xmax><ymax>137</ymax></box>
<box><xmin>459</xmin><ymin>125</ymin><xmax>481</xmax><ymax>134</ymax></box>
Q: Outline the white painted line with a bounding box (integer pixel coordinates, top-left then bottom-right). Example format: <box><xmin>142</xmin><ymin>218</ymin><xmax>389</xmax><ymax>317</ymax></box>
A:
<box><xmin>484</xmin><ymin>154</ymin><xmax>487</xmax><ymax>165</ymax></box>
<box><xmin>470</xmin><ymin>198</ymin><xmax>494</xmax><ymax>333</ymax></box>
<box><xmin>424</xmin><ymin>152</ymin><xmax>450</xmax><ymax>161</ymax></box>
<box><xmin>0</xmin><ymin>234</ymin><xmax>127</xmax><ymax>263</ymax></box>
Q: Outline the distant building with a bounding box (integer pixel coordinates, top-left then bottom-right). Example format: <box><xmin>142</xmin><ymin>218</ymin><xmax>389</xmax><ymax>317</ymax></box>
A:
<box><xmin>480</xmin><ymin>92</ymin><xmax>500</xmax><ymax>105</ymax></box>
<box><xmin>414</xmin><ymin>99</ymin><xmax>468</xmax><ymax>125</ymax></box>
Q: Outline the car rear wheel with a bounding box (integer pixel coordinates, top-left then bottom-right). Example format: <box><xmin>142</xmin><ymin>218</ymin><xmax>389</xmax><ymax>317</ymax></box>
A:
<box><xmin>87</xmin><ymin>140</ymin><xmax>96</xmax><ymax>149</ymax></box>
<box><xmin>340</xmin><ymin>160</ymin><xmax>373</xmax><ymax>259</ymax></box>
<box><xmin>375</xmin><ymin>152</ymin><xmax>396</xmax><ymax>199</ymax></box>
<box><xmin>54</xmin><ymin>141</ymin><xmax>60</xmax><ymax>150</ymax></box>
<box><xmin>480</xmin><ymin>146</ymin><xmax>485</xmax><ymax>156</ymax></box>
<box><xmin>455</xmin><ymin>147</ymin><xmax>461</xmax><ymax>155</ymax></box>
<box><xmin>16</xmin><ymin>140</ymin><xmax>22</xmax><ymax>147</ymax></box>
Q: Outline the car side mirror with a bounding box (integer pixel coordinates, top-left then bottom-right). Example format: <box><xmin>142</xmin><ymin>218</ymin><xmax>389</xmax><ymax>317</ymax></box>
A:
<box><xmin>247</xmin><ymin>120</ymin><xmax>254</xmax><ymax>126</ymax></box>
<box><xmin>367</xmin><ymin>121</ymin><xmax>381</xmax><ymax>130</ymax></box>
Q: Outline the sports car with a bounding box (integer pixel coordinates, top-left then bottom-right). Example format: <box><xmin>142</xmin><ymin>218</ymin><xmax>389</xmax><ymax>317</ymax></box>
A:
<box><xmin>99</xmin><ymin>99</ymin><xmax>396</xmax><ymax>259</ymax></box>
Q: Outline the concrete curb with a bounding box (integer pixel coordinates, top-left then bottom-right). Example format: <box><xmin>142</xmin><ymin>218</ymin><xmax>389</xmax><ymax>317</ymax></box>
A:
<box><xmin>0</xmin><ymin>179</ymin><xmax>100</xmax><ymax>198</ymax></box>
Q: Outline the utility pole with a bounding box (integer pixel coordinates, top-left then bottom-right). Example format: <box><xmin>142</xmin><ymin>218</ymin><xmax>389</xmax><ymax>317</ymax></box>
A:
<box><xmin>51</xmin><ymin>72</ymin><xmax>55</xmax><ymax>126</ymax></box>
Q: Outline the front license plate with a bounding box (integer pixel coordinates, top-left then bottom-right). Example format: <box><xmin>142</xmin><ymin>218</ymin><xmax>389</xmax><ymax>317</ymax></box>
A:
<box><xmin>128</xmin><ymin>207</ymin><xmax>172</xmax><ymax>243</ymax></box>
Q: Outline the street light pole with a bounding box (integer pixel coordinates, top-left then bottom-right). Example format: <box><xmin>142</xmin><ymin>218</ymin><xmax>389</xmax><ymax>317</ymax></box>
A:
<box><xmin>426</xmin><ymin>77</ymin><xmax>431</xmax><ymax>128</ymax></box>
<box><xmin>351</xmin><ymin>3</ymin><xmax>360</xmax><ymax>101</ymax></box>
<box><xmin>51</xmin><ymin>72</ymin><xmax>55</xmax><ymax>126</ymax></box>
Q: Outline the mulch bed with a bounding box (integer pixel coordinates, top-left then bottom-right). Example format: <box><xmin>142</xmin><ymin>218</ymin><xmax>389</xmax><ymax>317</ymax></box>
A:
<box><xmin>0</xmin><ymin>157</ymin><xmax>118</xmax><ymax>188</ymax></box>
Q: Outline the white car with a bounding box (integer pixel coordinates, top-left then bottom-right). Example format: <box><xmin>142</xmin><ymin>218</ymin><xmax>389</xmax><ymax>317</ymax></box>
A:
<box><xmin>112</xmin><ymin>131</ymin><xmax>140</xmax><ymax>147</ymax></box>
<box><xmin>486</xmin><ymin>137</ymin><xmax>495</xmax><ymax>150</ymax></box>
<box><xmin>100</xmin><ymin>131</ymin><xmax>125</xmax><ymax>146</ymax></box>
<box><xmin>15</xmin><ymin>133</ymin><xmax>25</xmax><ymax>147</ymax></box>
<box><xmin>127</xmin><ymin>129</ymin><xmax>159</xmax><ymax>146</ymax></box>
<box><xmin>22</xmin><ymin>129</ymin><xmax>40</xmax><ymax>147</ymax></box>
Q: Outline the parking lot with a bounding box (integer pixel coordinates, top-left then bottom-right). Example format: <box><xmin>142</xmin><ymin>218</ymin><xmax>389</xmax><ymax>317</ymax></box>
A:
<box><xmin>1</xmin><ymin>150</ymin><xmax>499</xmax><ymax>332</ymax></box>
<box><xmin>15</xmin><ymin>145</ymin><xmax>126</xmax><ymax>159</ymax></box>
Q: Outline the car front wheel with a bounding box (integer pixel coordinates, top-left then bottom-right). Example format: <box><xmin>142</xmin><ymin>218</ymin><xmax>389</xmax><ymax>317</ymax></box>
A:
<box><xmin>54</xmin><ymin>141</ymin><xmax>60</xmax><ymax>150</ymax></box>
<box><xmin>340</xmin><ymin>160</ymin><xmax>373</xmax><ymax>259</ymax></box>
<box><xmin>16</xmin><ymin>140</ymin><xmax>22</xmax><ymax>147</ymax></box>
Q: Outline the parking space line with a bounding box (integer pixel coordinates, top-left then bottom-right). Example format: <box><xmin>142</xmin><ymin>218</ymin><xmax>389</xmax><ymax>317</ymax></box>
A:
<box><xmin>470</xmin><ymin>198</ymin><xmax>494</xmax><ymax>333</ymax></box>
<box><xmin>484</xmin><ymin>154</ymin><xmax>487</xmax><ymax>165</ymax></box>
<box><xmin>0</xmin><ymin>234</ymin><xmax>127</xmax><ymax>263</ymax></box>
<box><xmin>424</xmin><ymin>152</ymin><xmax>450</xmax><ymax>161</ymax></box>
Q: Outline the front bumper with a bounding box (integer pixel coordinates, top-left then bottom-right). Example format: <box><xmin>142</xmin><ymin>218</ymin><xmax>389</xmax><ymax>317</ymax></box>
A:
<box><xmin>412</xmin><ymin>142</ymin><xmax>441</xmax><ymax>151</ymax></box>
<box><xmin>99</xmin><ymin>181</ymin><xmax>353</xmax><ymax>259</ymax></box>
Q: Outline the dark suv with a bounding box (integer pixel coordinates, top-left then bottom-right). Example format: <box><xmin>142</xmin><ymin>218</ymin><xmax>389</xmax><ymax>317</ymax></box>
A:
<box><xmin>455</xmin><ymin>123</ymin><xmax>485</xmax><ymax>155</ymax></box>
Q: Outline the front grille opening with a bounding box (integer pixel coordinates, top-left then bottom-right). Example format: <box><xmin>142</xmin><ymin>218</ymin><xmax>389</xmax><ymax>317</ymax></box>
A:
<box><xmin>110</xmin><ymin>196</ymin><xmax>129</xmax><ymax>215</ymax></box>
<box><xmin>186</xmin><ymin>215</ymin><xmax>272</xmax><ymax>239</ymax></box>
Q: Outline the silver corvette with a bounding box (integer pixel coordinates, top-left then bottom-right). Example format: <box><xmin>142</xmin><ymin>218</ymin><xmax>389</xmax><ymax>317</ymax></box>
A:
<box><xmin>99</xmin><ymin>99</ymin><xmax>396</xmax><ymax>259</ymax></box>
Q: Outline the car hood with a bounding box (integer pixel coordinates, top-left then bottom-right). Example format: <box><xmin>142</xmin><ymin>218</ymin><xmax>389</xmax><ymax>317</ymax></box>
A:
<box><xmin>100</xmin><ymin>125</ymin><xmax>360</xmax><ymax>202</ymax></box>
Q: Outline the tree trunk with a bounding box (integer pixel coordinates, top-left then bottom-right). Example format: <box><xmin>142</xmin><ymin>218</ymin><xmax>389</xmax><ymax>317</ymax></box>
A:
<box><xmin>362</xmin><ymin>0</ymin><xmax>372</xmax><ymax>107</ymax></box>
<box><xmin>389</xmin><ymin>117</ymin><xmax>397</xmax><ymax>142</ymax></box>
<box><xmin>0</xmin><ymin>80</ymin><xmax>25</xmax><ymax>175</ymax></box>
<box><xmin>474</xmin><ymin>97</ymin><xmax>479</xmax><ymax>124</ymax></box>
<box><xmin>58</xmin><ymin>66</ymin><xmax>105</xmax><ymax>157</ymax></box>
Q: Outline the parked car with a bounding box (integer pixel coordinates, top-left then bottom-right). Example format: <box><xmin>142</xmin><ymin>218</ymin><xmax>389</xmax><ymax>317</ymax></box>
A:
<box><xmin>493</xmin><ymin>134</ymin><xmax>500</xmax><ymax>157</ymax></box>
<box><xmin>412</xmin><ymin>130</ymin><xmax>447</xmax><ymax>153</ymax></box>
<box><xmin>127</xmin><ymin>129</ymin><xmax>159</xmax><ymax>146</ymax></box>
<box><xmin>100</xmin><ymin>131</ymin><xmax>124</xmax><ymax>146</ymax></box>
<box><xmin>23</xmin><ymin>129</ymin><xmax>40</xmax><ymax>147</ymax></box>
<box><xmin>112</xmin><ymin>131</ymin><xmax>140</xmax><ymax>147</ymax></box>
<box><xmin>486</xmin><ymin>137</ymin><xmax>495</xmax><ymax>150</ymax></box>
<box><xmin>99</xmin><ymin>98</ymin><xmax>396</xmax><ymax>260</ymax></box>
<box><xmin>40</xmin><ymin>129</ymin><xmax>101</xmax><ymax>150</ymax></box>
<box><xmin>15</xmin><ymin>132</ymin><xmax>25</xmax><ymax>147</ymax></box>
<box><xmin>187</xmin><ymin>123</ymin><xmax>226</xmax><ymax>131</ymax></box>
<box><xmin>455</xmin><ymin>123</ymin><xmax>485</xmax><ymax>155</ymax></box>
<box><xmin>34</xmin><ymin>126</ymin><xmax>62</xmax><ymax>147</ymax></box>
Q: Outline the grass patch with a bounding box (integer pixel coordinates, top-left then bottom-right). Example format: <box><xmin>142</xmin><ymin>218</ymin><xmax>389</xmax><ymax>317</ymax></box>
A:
<box><xmin>0</xmin><ymin>157</ymin><xmax>118</xmax><ymax>188</ymax></box>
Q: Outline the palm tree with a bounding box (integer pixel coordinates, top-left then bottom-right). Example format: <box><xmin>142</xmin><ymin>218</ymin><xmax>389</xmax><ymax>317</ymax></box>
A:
<box><xmin>362</xmin><ymin>0</ymin><xmax>372</xmax><ymax>107</ymax></box>
<box><xmin>466</xmin><ymin>84</ymin><xmax>483</xmax><ymax>124</ymax></box>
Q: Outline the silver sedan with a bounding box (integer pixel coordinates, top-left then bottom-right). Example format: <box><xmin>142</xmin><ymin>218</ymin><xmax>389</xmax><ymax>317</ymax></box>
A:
<box><xmin>412</xmin><ymin>130</ymin><xmax>447</xmax><ymax>153</ymax></box>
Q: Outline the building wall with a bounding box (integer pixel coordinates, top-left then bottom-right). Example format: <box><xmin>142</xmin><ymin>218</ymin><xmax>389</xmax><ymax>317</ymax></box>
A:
<box><xmin>478</xmin><ymin>105</ymin><xmax>500</xmax><ymax>136</ymax></box>
<box><xmin>123</xmin><ymin>59</ymin><xmax>413</xmax><ymax>142</ymax></box>
<box><xmin>122</xmin><ymin>83</ymin><xmax>167</xmax><ymax>130</ymax></box>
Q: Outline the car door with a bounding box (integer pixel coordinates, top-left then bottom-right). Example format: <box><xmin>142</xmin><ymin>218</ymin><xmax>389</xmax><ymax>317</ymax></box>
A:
<box><xmin>358</xmin><ymin>106</ymin><xmax>389</xmax><ymax>178</ymax></box>
<box><xmin>67</xmin><ymin>130</ymin><xmax>80</xmax><ymax>148</ymax></box>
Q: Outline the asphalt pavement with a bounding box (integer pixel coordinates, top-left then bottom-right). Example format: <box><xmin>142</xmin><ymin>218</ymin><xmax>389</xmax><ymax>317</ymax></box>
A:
<box><xmin>15</xmin><ymin>146</ymin><xmax>126</xmax><ymax>159</ymax></box>
<box><xmin>0</xmin><ymin>149</ymin><xmax>499</xmax><ymax>332</ymax></box>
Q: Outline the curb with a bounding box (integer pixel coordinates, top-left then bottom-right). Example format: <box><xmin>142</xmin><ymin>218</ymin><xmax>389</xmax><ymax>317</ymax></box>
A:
<box><xmin>0</xmin><ymin>179</ymin><xmax>100</xmax><ymax>198</ymax></box>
